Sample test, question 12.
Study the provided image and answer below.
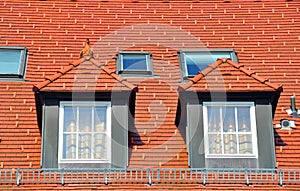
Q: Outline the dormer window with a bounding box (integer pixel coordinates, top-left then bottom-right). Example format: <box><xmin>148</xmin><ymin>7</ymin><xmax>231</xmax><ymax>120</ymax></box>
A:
<box><xmin>0</xmin><ymin>46</ymin><xmax>27</xmax><ymax>80</ymax></box>
<box><xmin>203</xmin><ymin>102</ymin><xmax>258</xmax><ymax>159</ymax></box>
<box><xmin>58</xmin><ymin>101</ymin><xmax>111</xmax><ymax>168</ymax></box>
<box><xmin>179</xmin><ymin>49</ymin><xmax>238</xmax><ymax>79</ymax></box>
<box><xmin>117</xmin><ymin>52</ymin><xmax>153</xmax><ymax>77</ymax></box>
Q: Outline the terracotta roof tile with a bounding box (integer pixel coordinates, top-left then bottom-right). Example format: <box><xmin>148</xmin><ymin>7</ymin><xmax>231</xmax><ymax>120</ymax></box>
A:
<box><xmin>33</xmin><ymin>57</ymin><xmax>137</xmax><ymax>92</ymax></box>
<box><xmin>0</xmin><ymin>0</ymin><xmax>300</xmax><ymax>189</ymax></box>
<box><xmin>178</xmin><ymin>58</ymin><xmax>283</xmax><ymax>92</ymax></box>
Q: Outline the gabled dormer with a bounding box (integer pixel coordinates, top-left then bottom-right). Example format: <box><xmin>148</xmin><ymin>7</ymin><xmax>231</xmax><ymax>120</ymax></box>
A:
<box><xmin>178</xmin><ymin>58</ymin><xmax>282</xmax><ymax>169</ymax></box>
<box><xmin>33</xmin><ymin>57</ymin><xmax>137</xmax><ymax>169</ymax></box>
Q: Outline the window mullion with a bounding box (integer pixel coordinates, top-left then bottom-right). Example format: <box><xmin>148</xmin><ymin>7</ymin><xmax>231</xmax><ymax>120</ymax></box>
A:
<box><xmin>220</xmin><ymin>107</ymin><xmax>224</xmax><ymax>155</ymax></box>
<box><xmin>91</xmin><ymin>106</ymin><xmax>95</xmax><ymax>160</ymax></box>
<box><xmin>76</xmin><ymin>106</ymin><xmax>79</xmax><ymax>160</ymax></box>
<box><xmin>235</xmin><ymin>107</ymin><xmax>240</xmax><ymax>155</ymax></box>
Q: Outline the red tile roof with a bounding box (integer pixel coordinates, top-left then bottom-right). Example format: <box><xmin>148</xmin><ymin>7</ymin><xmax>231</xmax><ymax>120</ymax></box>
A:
<box><xmin>0</xmin><ymin>0</ymin><xmax>300</xmax><ymax>189</ymax></box>
<box><xmin>33</xmin><ymin>58</ymin><xmax>138</xmax><ymax>92</ymax></box>
<box><xmin>178</xmin><ymin>58</ymin><xmax>283</xmax><ymax>92</ymax></box>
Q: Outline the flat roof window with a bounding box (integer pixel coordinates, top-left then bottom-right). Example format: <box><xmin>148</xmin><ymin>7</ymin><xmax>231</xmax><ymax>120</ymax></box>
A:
<box><xmin>0</xmin><ymin>47</ymin><xmax>27</xmax><ymax>80</ymax></box>
<box><xmin>117</xmin><ymin>52</ymin><xmax>153</xmax><ymax>77</ymax></box>
<box><xmin>179</xmin><ymin>49</ymin><xmax>238</xmax><ymax>79</ymax></box>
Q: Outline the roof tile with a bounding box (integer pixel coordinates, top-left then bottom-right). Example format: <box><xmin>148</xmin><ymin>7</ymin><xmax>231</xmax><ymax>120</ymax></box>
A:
<box><xmin>179</xmin><ymin>58</ymin><xmax>283</xmax><ymax>92</ymax></box>
<box><xmin>0</xmin><ymin>0</ymin><xmax>300</xmax><ymax>188</ymax></box>
<box><xmin>33</xmin><ymin>57</ymin><xmax>137</xmax><ymax>92</ymax></box>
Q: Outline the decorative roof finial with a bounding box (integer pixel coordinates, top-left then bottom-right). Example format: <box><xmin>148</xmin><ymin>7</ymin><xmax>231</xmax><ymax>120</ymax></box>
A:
<box><xmin>79</xmin><ymin>38</ymin><xmax>93</xmax><ymax>59</ymax></box>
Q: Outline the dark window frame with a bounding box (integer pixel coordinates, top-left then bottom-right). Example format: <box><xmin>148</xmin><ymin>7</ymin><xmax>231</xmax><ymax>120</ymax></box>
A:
<box><xmin>0</xmin><ymin>46</ymin><xmax>27</xmax><ymax>80</ymax></box>
<box><xmin>178</xmin><ymin>91</ymin><xmax>278</xmax><ymax>169</ymax></box>
<box><xmin>178</xmin><ymin>49</ymin><xmax>238</xmax><ymax>80</ymax></box>
<box><xmin>116</xmin><ymin>51</ymin><xmax>153</xmax><ymax>77</ymax></box>
<box><xmin>37</xmin><ymin>91</ymin><xmax>133</xmax><ymax>169</ymax></box>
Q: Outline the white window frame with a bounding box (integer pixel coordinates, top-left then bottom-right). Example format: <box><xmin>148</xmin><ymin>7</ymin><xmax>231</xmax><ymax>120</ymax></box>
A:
<box><xmin>58</xmin><ymin>101</ymin><xmax>111</xmax><ymax>165</ymax></box>
<box><xmin>203</xmin><ymin>102</ymin><xmax>258</xmax><ymax>159</ymax></box>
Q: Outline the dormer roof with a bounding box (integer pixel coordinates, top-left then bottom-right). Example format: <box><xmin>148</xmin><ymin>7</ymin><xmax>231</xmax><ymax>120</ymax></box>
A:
<box><xmin>178</xmin><ymin>58</ymin><xmax>283</xmax><ymax>93</ymax></box>
<box><xmin>33</xmin><ymin>58</ymin><xmax>137</xmax><ymax>92</ymax></box>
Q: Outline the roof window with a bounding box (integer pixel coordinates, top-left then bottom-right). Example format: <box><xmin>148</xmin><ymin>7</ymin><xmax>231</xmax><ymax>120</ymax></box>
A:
<box><xmin>179</xmin><ymin>49</ymin><xmax>238</xmax><ymax>79</ymax></box>
<box><xmin>116</xmin><ymin>52</ymin><xmax>153</xmax><ymax>77</ymax></box>
<box><xmin>0</xmin><ymin>46</ymin><xmax>27</xmax><ymax>80</ymax></box>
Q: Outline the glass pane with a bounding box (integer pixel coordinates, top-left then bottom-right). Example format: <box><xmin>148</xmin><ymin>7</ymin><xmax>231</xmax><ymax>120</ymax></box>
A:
<box><xmin>237</xmin><ymin>107</ymin><xmax>251</xmax><ymax>132</ymax></box>
<box><xmin>122</xmin><ymin>54</ymin><xmax>148</xmax><ymax>71</ymax></box>
<box><xmin>208</xmin><ymin>134</ymin><xmax>222</xmax><ymax>154</ymax></box>
<box><xmin>0</xmin><ymin>50</ymin><xmax>22</xmax><ymax>74</ymax></box>
<box><xmin>207</xmin><ymin>107</ymin><xmax>221</xmax><ymax>132</ymax></box>
<box><xmin>94</xmin><ymin>107</ymin><xmax>106</xmax><ymax>132</ymax></box>
<box><xmin>79</xmin><ymin>107</ymin><xmax>92</xmax><ymax>132</ymax></box>
<box><xmin>94</xmin><ymin>134</ymin><xmax>107</xmax><ymax>159</ymax></box>
<box><xmin>223</xmin><ymin>134</ymin><xmax>237</xmax><ymax>154</ymax></box>
<box><xmin>239</xmin><ymin>134</ymin><xmax>253</xmax><ymax>154</ymax></box>
<box><xmin>223</xmin><ymin>107</ymin><xmax>236</xmax><ymax>132</ymax></box>
<box><xmin>79</xmin><ymin>134</ymin><xmax>91</xmax><ymax>159</ymax></box>
<box><xmin>63</xmin><ymin>134</ymin><xmax>77</xmax><ymax>159</ymax></box>
<box><xmin>185</xmin><ymin>52</ymin><xmax>230</xmax><ymax>76</ymax></box>
<box><xmin>64</xmin><ymin>107</ymin><xmax>77</xmax><ymax>132</ymax></box>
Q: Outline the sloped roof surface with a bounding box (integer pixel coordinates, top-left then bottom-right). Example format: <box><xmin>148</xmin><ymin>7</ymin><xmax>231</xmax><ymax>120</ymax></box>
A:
<box><xmin>0</xmin><ymin>0</ymin><xmax>300</xmax><ymax>189</ymax></box>
<box><xmin>178</xmin><ymin>58</ymin><xmax>283</xmax><ymax>92</ymax></box>
<box><xmin>33</xmin><ymin>58</ymin><xmax>137</xmax><ymax>92</ymax></box>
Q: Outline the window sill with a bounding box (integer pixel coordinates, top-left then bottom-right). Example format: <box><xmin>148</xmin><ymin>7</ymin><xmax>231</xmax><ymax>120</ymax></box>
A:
<box><xmin>206</xmin><ymin>155</ymin><xmax>258</xmax><ymax>159</ymax></box>
<box><xmin>58</xmin><ymin>161</ymin><xmax>111</xmax><ymax>169</ymax></box>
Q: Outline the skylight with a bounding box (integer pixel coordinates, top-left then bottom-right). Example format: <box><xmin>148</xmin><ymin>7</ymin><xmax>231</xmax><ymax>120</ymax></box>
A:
<box><xmin>0</xmin><ymin>47</ymin><xmax>27</xmax><ymax>80</ymax></box>
<box><xmin>179</xmin><ymin>49</ymin><xmax>238</xmax><ymax>79</ymax></box>
<box><xmin>122</xmin><ymin>54</ymin><xmax>148</xmax><ymax>71</ymax></box>
<box><xmin>116</xmin><ymin>52</ymin><xmax>153</xmax><ymax>77</ymax></box>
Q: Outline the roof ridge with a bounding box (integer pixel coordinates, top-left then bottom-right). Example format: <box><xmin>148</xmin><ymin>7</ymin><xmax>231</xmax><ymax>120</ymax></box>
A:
<box><xmin>226</xmin><ymin>59</ymin><xmax>283</xmax><ymax>92</ymax></box>
<box><xmin>178</xmin><ymin>58</ymin><xmax>223</xmax><ymax>91</ymax></box>
<box><xmin>89</xmin><ymin>58</ymin><xmax>138</xmax><ymax>91</ymax></box>
<box><xmin>178</xmin><ymin>58</ymin><xmax>283</xmax><ymax>92</ymax></box>
<box><xmin>33</xmin><ymin>58</ymin><xmax>137</xmax><ymax>92</ymax></box>
<box><xmin>32</xmin><ymin>59</ymin><xmax>83</xmax><ymax>92</ymax></box>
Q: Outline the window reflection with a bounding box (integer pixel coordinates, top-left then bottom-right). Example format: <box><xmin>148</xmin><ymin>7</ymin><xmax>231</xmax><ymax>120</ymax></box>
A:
<box><xmin>185</xmin><ymin>51</ymin><xmax>231</xmax><ymax>77</ymax></box>
<box><xmin>79</xmin><ymin>107</ymin><xmax>92</xmax><ymax>132</ymax></box>
<box><xmin>238</xmin><ymin>107</ymin><xmax>251</xmax><ymax>132</ymax></box>
<box><xmin>206</xmin><ymin>104</ymin><xmax>254</xmax><ymax>156</ymax></box>
<box><xmin>208</xmin><ymin>134</ymin><xmax>222</xmax><ymax>154</ymax></box>
<box><xmin>122</xmin><ymin>54</ymin><xmax>148</xmax><ymax>71</ymax></box>
<box><xmin>62</xmin><ymin>105</ymin><xmax>108</xmax><ymax>161</ymax></box>
<box><xmin>207</xmin><ymin>107</ymin><xmax>221</xmax><ymax>132</ymax></box>
<box><xmin>223</xmin><ymin>107</ymin><xmax>236</xmax><ymax>132</ymax></box>
<box><xmin>223</xmin><ymin>134</ymin><xmax>237</xmax><ymax>154</ymax></box>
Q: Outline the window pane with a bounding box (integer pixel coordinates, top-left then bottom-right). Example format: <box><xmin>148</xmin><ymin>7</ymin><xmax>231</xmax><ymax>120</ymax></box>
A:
<box><xmin>64</xmin><ymin>107</ymin><xmax>77</xmax><ymax>132</ymax></box>
<box><xmin>223</xmin><ymin>107</ymin><xmax>236</xmax><ymax>132</ymax></box>
<box><xmin>185</xmin><ymin>52</ymin><xmax>230</xmax><ymax>76</ymax></box>
<box><xmin>208</xmin><ymin>134</ymin><xmax>222</xmax><ymax>154</ymax></box>
<box><xmin>60</xmin><ymin>102</ymin><xmax>111</xmax><ymax>164</ymax></box>
<box><xmin>79</xmin><ymin>134</ymin><xmax>91</xmax><ymax>159</ymax></box>
<box><xmin>204</xmin><ymin>102</ymin><xmax>257</xmax><ymax>159</ymax></box>
<box><xmin>122</xmin><ymin>54</ymin><xmax>147</xmax><ymax>71</ymax></box>
<box><xmin>0</xmin><ymin>50</ymin><xmax>21</xmax><ymax>74</ymax></box>
<box><xmin>94</xmin><ymin>134</ymin><xmax>107</xmax><ymax>159</ymax></box>
<box><xmin>224</xmin><ymin>134</ymin><xmax>237</xmax><ymax>154</ymax></box>
<box><xmin>207</xmin><ymin>107</ymin><xmax>221</xmax><ymax>132</ymax></box>
<box><xmin>94</xmin><ymin>107</ymin><xmax>106</xmax><ymax>132</ymax></box>
<box><xmin>237</xmin><ymin>107</ymin><xmax>251</xmax><ymax>132</ymax></box>
<box><xmin>63</xmin><ymin>134</ymin><xmax>76</xmax><ymax>159</ymax></box>
<box><xmin>79</xmin><ymin>107</ymin><xmax>92</xmax><ymax>132</ymax></box>
<box><xmin>239</xmin><ymin>134</ymin><xmax>253</xmax><ymax>154</ymax></box>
